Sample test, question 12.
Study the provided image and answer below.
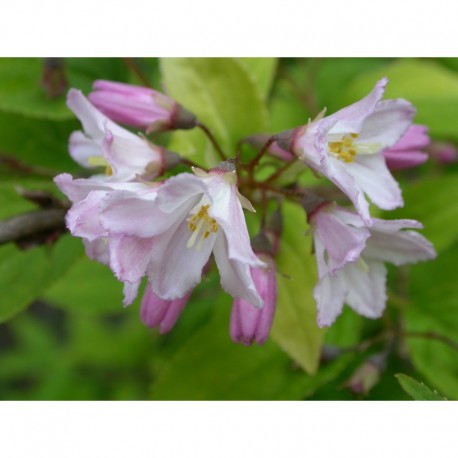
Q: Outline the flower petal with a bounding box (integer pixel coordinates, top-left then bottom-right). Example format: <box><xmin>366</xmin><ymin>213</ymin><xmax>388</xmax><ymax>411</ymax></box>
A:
<box><xmin>213</xmin><ymin>233</ymin><xmax>263</xmax><ymax>307</ymax></box>
<box><xmin>313</xmin><ymin>272</ymin><xmax>348</xmax><ymax>327</ymax></box>
<box><xmin>123</xmin><ymin>280</ymin><xmax>140</xmax><ymax>306</ymax></box>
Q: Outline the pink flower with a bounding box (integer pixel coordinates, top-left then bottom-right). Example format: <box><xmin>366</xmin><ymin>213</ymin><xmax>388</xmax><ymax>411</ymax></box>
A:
<box><xmin>428</xmin><ymin>141</ymin><xmax>458</xmax><ymax>164</ymax></box>
<box><xmin>309</xmin><ymin>203</ymin><xmax>436</xmax><ymax>327</ymax></box>
<box><xmin>230</xmin><ymin>249</ymin><xmax>277</xmax><ymax>345</ymax></box>
<box><xmin>67</xmin><ymin>88</ymin><xmax>168</xmax><ymax>182</ymax></box>
<box><xmin>383</xmin><ymin>124</ymin><xmax>430</xmax><ymax>170</ymax></box>
<box><xmin>140</xmin><ymin>285</ymin><xmax>191</xmax><ymax>334</ymax></box>
<box><xmin>279</xmin><ymin>78</ymin><xmax>415</xmax><ymax>224</ymax></box>
<box><xmin>88</xmin><ymin>80</ymin><xmax>197</xmax><ymax>133</ymax></box>
<box><xmin>99</xmin><ymin>162</ymin><xmax>265</xmax><ymax>307</ymax></box>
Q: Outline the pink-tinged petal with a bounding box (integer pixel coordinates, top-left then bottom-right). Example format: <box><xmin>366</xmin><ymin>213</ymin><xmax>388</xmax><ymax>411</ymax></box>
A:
<box><xmin>327</xmin><ymin>78</ymin><xmax>388</xmax><ymax>135</ymax></box>
<box><xmin>343</xmin><ymin>261</ymin><xmax>387</xmax><ymax>319</ymax></box>
<box><xmin>429</xmin><ymin>142</ymin><xmax>458</xmax><ymax>164</ymax></box>
<box><xmin>93</xmin><ymin>80</ymin><xmax>159</xmax><ymax>97</ymax></box>
<box><xmin>314</xmin><ymin>272</ymin><xmax>348</xmax><ymax>327</ymax></box>
<box><xmin>83</xmin><ymin>238</ymin><xmax>110</xmax><ymax>265</ymax></box>
<box><xmin>204</xmin><ymin>172</ymin><xmax>265</xmax><ymax>268</ymax></box>
<box><xmin>383</xmin><ymin>150</ymin><xmax>428</xmax><ymax>170</ymax></box>
<box><xmin>213</xmin><ymin>234</ymin><xmax>263</xmax><ymax>308</ymax></box>
<box><xmin>230</xmin><ymin>258</ymin><xmax>277</xmax><ymax>345</ymax></box>
<box><xmin>358</xmin><ymin>99</ymin><xmax>416</xmax><ymax>150</ymax></box>
<box><xmin>65</xmin><ymin>190</ymin><xmax>108</xmax><ymax>241</ymax></box>
<box><xmin>123</xmin><ymin>280</ymin><xmax>140</xmax><ymax>306</ymax></box>
<box><xmin>69</xmin><ymin>131</ymin><xmax>100</xmax><ymax>168</ymax></box>
<box><xmin>364</xmin><ymin>219</ymin><xmax>437</xmax><ymax>265</ymax></box>
<box><xmin>159</xmin><ymin>294</ymin><xmax>191</xmax><ymax>334</ymax></box>
<box><xmin>311</xmin><ymin>204</ymin><xmax>371</xmax><ymax>275</ymax></box>
<box><xmin>345</xmin><ymin>154</ymin><xmax>403</xmax><ymax>210</ymax></box>
<box><xmin>325</xmin><ymin>158</ymin><xmax>372</xmax><ymax>224</ymax></box>
<box><xmin>147</xmin><ymin>218</ymin><xmax>216</xmax><ymax>301</ymax></box>
<box><xmin>109</xmin><ymin>235</ymin><xmax>154</xmax><ymax>284</ymax></box>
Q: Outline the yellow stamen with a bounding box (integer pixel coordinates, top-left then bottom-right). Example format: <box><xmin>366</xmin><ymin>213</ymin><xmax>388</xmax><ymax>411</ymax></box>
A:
<box><xmin>327</xmin><ymin>133</ymin><xmax>381</xmax><ymax>163</ymax></box>
<box><xmin>187</xmin><ymin>204</ymin><xmax>219</xmax><ymax>250</ymax></box>
<box><xmin>87</xmin><ymin>156</ymin><xmax>113</xmax><ymax>176</ymax></box>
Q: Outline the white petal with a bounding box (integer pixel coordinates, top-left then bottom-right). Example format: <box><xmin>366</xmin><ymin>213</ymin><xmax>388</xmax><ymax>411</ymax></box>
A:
<box><xmin>123</xmin><ymin>280</ymin><xmax>141</xmax><ymax>306</ymax></box>
<box><xmin>213</xmin><ymin>233</ymin><xmax>263</xmax><ymax>307</ymax></box>
<box><xmin>313</xmin><ymin>272</ymin><xmax>348</xmax><ymax>327</ymax></box>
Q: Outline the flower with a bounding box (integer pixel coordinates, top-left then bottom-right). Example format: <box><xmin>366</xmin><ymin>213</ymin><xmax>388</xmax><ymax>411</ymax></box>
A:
<box><xmin>99</xmin><ymin>161</ymin><xmax>265</xmax><ymax>307</ymax></box>
<box><xmin>309</xmin><ymin>202</ymin><xmax>436</xmax><ymax>327</ymax></box>
<box><xmin>140</xmin><ymin>285</ymin><xmax>192</xmax><ymax>334</ymax></box>
<box><xmin>88</xmin><ymin>80</ymin><xmax>197</xmax><ymax>133</ymax></box>
<box><xmin>383</xmin><ymin>124</ymin><xmax>430</xmax><ymax>170</ymax></box>
<box><xmin>230</xmin><ymin>234</ymin><xmax>277</xmax><ymax>345</ymax></box>
<box><xmin>67</xmin><ymin>88</ymin><xmax>172</xmax><ymax>182</ymax></box>
<box><xmin>278</xmin><ymin>78</ymin><xmax>415</xmax><ymax>223</ymax></box>
<box><xmin>428</xmin><ymin>141</ymin><xmax>458</xmax><ymax>164</ymax></box>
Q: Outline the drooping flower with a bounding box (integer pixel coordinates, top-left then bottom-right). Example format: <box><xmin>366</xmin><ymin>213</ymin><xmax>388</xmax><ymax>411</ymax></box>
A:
<box><xmin>383</xmin><ymin>124</ymin><xmax>430</xmax><ymax>170</ymax></box>
<box><xmin>230</xmin><ymin>233</ymin><xmax>278</xmax><ymax>345</ymax></box>
<box><xmin>277</xmin><ymin>78</ymin><xmax>415</xmax><ymax>223</ymax></box>
<box><xmin>67</xmin><ymin>88</ymin><xmax>176</xmax><ymax>182</ymax></box>
<box><xmin>99</xmin><ymin>161</ymin><xmax>265</xmax><ymax>307</ymax></box>
<box><xmin>308</xmin><ymin>202</ymin><xmax>436</xmax><ymax>327</ymax></box>
<box><xmin>88</xmin><ymin>80</ymin><xmax>197</xmax><ymax>133</ymax></box>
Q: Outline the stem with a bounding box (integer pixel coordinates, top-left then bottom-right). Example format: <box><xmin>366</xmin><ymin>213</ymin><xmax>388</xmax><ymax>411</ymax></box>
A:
<box><xmin>248</xmin><ymin>136</ymin><xmax>276</xmax><ymax>171</ymax></box>
<box><xmin>196</xmin><ymin>123</ymin><xmax>226</xmax><ymax>161</ymax></box>
<box><xmin>181</xmin><ymin>158</ymin><xmax>205</xmax><ymax>170</ymax></box>
<box><xmin>265</xmin><ymin>159</ymin><xmax>296</xmax><ymax>183</ymax></box>
<box><xmin>406</xmin><ymin>331</ymin><xmax>458</xmax><ymax>352</ymax></box>
<box><xmin>0</xmin><ymin>154</ymin><xmax>57</xmax><ymax>178</ymax></box>
<box><xmin>122</xmin><ymin>58</ymin><xmax>152</xmax><ymax>88</ymax></box>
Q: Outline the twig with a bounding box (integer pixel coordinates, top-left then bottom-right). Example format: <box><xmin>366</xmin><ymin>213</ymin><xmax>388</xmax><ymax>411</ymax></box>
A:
<box><xmin>122</xmin><ymin>58</ymin><xmax>152</xmax><ymax>88</ymax></box>
<box><xmin>265</xmin><ymin>159</ymin><xmax>296</xmax><ymax>183</ymax></box>
<box><xmin>196</xmin><ymin>123</ymin><xmax>226</xmax><ymax>161</ymax></box>
<box><xmin>247</xmin><ymin>136</ymin><xmax>276</xmax><ymax>171</ymax></box>
<box><xmin>0</xmin><ymin>154</ymin><xmax>57</xmax><ymax>178</ymax></box>
<box><xmin>406</xmin><ymin>331</ymin><xmax>458</xmax><ymax>352</ymax></box>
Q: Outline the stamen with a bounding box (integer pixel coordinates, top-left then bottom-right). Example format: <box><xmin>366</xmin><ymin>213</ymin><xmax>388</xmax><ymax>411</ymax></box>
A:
<box><xmin>327</xmin><ymin>133</ymin><xmax>381</xmax><ymax>163</ymax></box>
<box><xmin>187</xmin><ymin>204</ymin><xmax>219</xmax><ymax>249</ymax></box>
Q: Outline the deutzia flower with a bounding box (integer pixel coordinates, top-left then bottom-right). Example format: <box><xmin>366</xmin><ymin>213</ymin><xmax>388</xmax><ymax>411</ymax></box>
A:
<box><xmin>309</xmin><ymin>202</ymin><xmax>436</xmax><ymax>327</ymax></box>
<box><xmin>100</xmin><ymin>161</ymin><xmax>265</xmax><ymax>307</ymax></box>
<box><xmin>278</xmin><ymin>78</ymin><xmax>415</xmax><ymax>224</ymax></box>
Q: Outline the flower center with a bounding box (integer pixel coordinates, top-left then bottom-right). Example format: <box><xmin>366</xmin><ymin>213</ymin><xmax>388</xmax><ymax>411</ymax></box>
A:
<box><xmin>87</xmin><ymin>156</ymin><xmax>113</xmax><ymax>176</ymax></box>
<box><xmin>328</xmin><ymin>133</ymin><xmax>381</xmax><ymax>163</ymax></box>
<box><xmin>187</xmin><ymin>204</ymin><xmax>218</xmax><ymax>250</ymax></box>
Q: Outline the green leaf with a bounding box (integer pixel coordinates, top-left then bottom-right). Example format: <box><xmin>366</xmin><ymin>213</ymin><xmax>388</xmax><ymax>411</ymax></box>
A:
<box><xmin>406</xmin><ymin>242</ymin><xmax>458</xmax><ymax>399</ymax></box>
<box><xmin>342</xmin><ymin>58</ymin><xmax>458</xmax><ymax>140</ymax></box>
<box><xmin>0</xmin><ymin>235</ymin><xmax>83</xmax><ymax>322</ymax></box>
<box><xmin>236</xmin><ymin>58</ymin><xmax>278</xmax><ymax>99</ymax></box>
<box><xmin>388</xmin><ymin>175</ymin><xmax>458</xmax><ymax>254</ymax></box>
<box><xmin>270</xmin><ymin>201</ymin><xmax>323</xmax><ymax>374</ymax></box>
<box><xmin>160</xmin><ymin>58</ymin><xmax>268</xmax><ymax>167</ymax></box>
<box><xmin>395</xmin><ymin>374</ymin><xmax>446</xmax><ymax>400</ymax></box>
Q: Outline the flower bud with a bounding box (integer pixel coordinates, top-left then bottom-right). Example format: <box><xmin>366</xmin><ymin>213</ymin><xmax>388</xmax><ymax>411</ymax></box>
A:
<box><xmin>428</xmin><ymin>141</ymin><xmax>458</xmax><ymax>164</ymax></box>
<box><xmin>344</xmin><ymin>352</ymin><xmax>387</xmax><ymax>395</ymax></box>
<box><xmin>88</xmin><ymin>80</ymin><xmax>197</xmax><ymax>133</ymax></box>
<box><xmin>383</xmin><ymin>124</ymin><xmax>430</xmax><ymax>170</ymax></box>
<box><xmin>140</xmin><ymin>285</ymin><xmax>191</xmax><ymax>334</ymax></box>
<box><xmin>230</xmin><ymin>243</ymin><xmax>277</xmax><ymax>346</ymax></box>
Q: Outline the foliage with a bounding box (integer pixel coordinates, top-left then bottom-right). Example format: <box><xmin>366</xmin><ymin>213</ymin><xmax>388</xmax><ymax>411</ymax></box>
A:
<box><xmin>0</xmin><ymin>57</ymin><xmax>457</xmax><ymax>400</ymax></box>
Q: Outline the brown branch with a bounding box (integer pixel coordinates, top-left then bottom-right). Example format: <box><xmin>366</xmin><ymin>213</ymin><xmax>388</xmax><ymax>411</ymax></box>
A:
<box><xmin>406</xmin><ymin>331</ymin><xmax>458</xmax><ymax>352</ymax></box>
<box><xmin>196</xmin><ymin>123</ymin><xmax>226</xmax><ymax>161</ymax></box>
<box><xmin>0</xmin><ymin>154</ymin><xmax>57</xmax><ymax>178</ymax></box>
<box><xmin>122</xmin><ymin>58</ymin><xmax>152</xmax><ymax>88</ymax></box>
<box><xmin>0</xmin><ymin>208</ymin><xmax>67</xmax><ymax>245</ymax></box>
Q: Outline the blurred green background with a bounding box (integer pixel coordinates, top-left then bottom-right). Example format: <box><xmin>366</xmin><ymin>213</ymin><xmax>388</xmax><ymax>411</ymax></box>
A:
<box><xmin>0</xmin><ymin>58</ymin><xmax>457</xmax><ymax>400</ymax></box>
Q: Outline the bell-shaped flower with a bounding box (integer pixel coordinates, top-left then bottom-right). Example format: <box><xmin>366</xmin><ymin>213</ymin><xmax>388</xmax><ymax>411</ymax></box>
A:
<box><xmin>230</xmin><ymin>233</ymin><xmax>277</xmax><ymax>345</ymax></box>
<box><xmin>100</xmin><ymin>162</ymin><xmax>265</xmax><ymax>307</ymax></box>
<box><xmin>279</xmin><ymin>78</ymin><xmax>415</xmax><ymax>224</ymax></box>
<box><xmin>140</xmin><ymin>284</ymin><xmax>192</xmax><ymax>334</ymax></box>
<box><xmin>383</xmin><ymin>124</ymin><xmax>430</xmax><ymax>170</ymax></box>
<box><xmin>67</xmin><ymin>88</ymin><xmax>169</xmax><ymax>182</ymax></box>
<box><xmin>309</xmin><ymin>203</ymin><xmax>436</xmax><ymax>327</ymax></box>
<box><xmin>88</xmin><ymin>80</ymin><xmax>197</xmax><ymax>133</ymax></box>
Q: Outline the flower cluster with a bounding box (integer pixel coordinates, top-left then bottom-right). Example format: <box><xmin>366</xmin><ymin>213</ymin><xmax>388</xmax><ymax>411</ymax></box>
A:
<box><xmin>55</xmin><ymin>77</ymin><xmax>436</xmax><ymax>346</ymax></box>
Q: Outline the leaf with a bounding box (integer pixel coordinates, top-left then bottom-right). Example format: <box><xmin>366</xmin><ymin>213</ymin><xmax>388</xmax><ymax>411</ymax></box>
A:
<box><xmin>270</xmin><ymin>201</ymin><xmax>323</xmax><ymax>374</ymax></box>
<box><xmin>342</xmin><ymin>58</ymin><xmax>458</xmax><ymax>140</ymax></box>
<box><xmin>388</xmin><ymin>175</ymin><xmax>458</xmax><ymax>254</ymax></box>
<box><xmin>236</xmin><ymin>58</ymin><xmax>278</xmax><ymax>99</ymax></box>
<box><xmin>0</xmin><ymin>235</ymin><xmax>83</xmax><ymax>322</ymax></box>
<box><xmin>406</xmin><ymin>241</ymin><xmax>458</xmax><ymax>399</ymax></box>
<box><xmin>160</xmin><ymin>58</ymin><xmax>268</xmax><ymax>167</ymax></box>
<box><xmin>395</xmin><ymin>374</ymin><xmax>446</xmax><ymax>400</ymax></box>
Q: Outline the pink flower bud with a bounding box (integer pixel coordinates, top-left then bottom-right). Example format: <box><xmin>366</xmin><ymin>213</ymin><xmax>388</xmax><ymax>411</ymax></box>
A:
<box><xmin>383</xmin><ymin>124</ymin><xmax>430</xmax><ymax>170</ymax></box>
<box><xmin>230</xmin><ymin>253</ymin><xmax>277</xmax><ymax>345</ymax></box>
<box><xmin>140</xmin><ymin>284</ymin><xmax>191</xmax><ymax>334</ymax></box>
<box><xmin>428</xmin><ymin>141</ymin><xmax>458</xmax><ymax>164</ymax></box>
<box><xmin>88</xmin><ymin>80</ymin><xmax>197</xmax><ymax>133</ymax></box>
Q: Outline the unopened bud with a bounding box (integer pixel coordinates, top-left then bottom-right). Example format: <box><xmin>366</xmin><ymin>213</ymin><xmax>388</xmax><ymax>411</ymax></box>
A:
<box><xmin>89</xmin><ymin>80</ymin><xmax>197</xmax><ymax>133</ymax></box>
<box><xmin>428</xmin><ymin>141</ymin><xmax>458</xmax><ymax>164</ymax></box>
<box><xmin>344</xmin><ymin>352</ymin><xmax>387</xmax><ymax>395</ymax></box>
